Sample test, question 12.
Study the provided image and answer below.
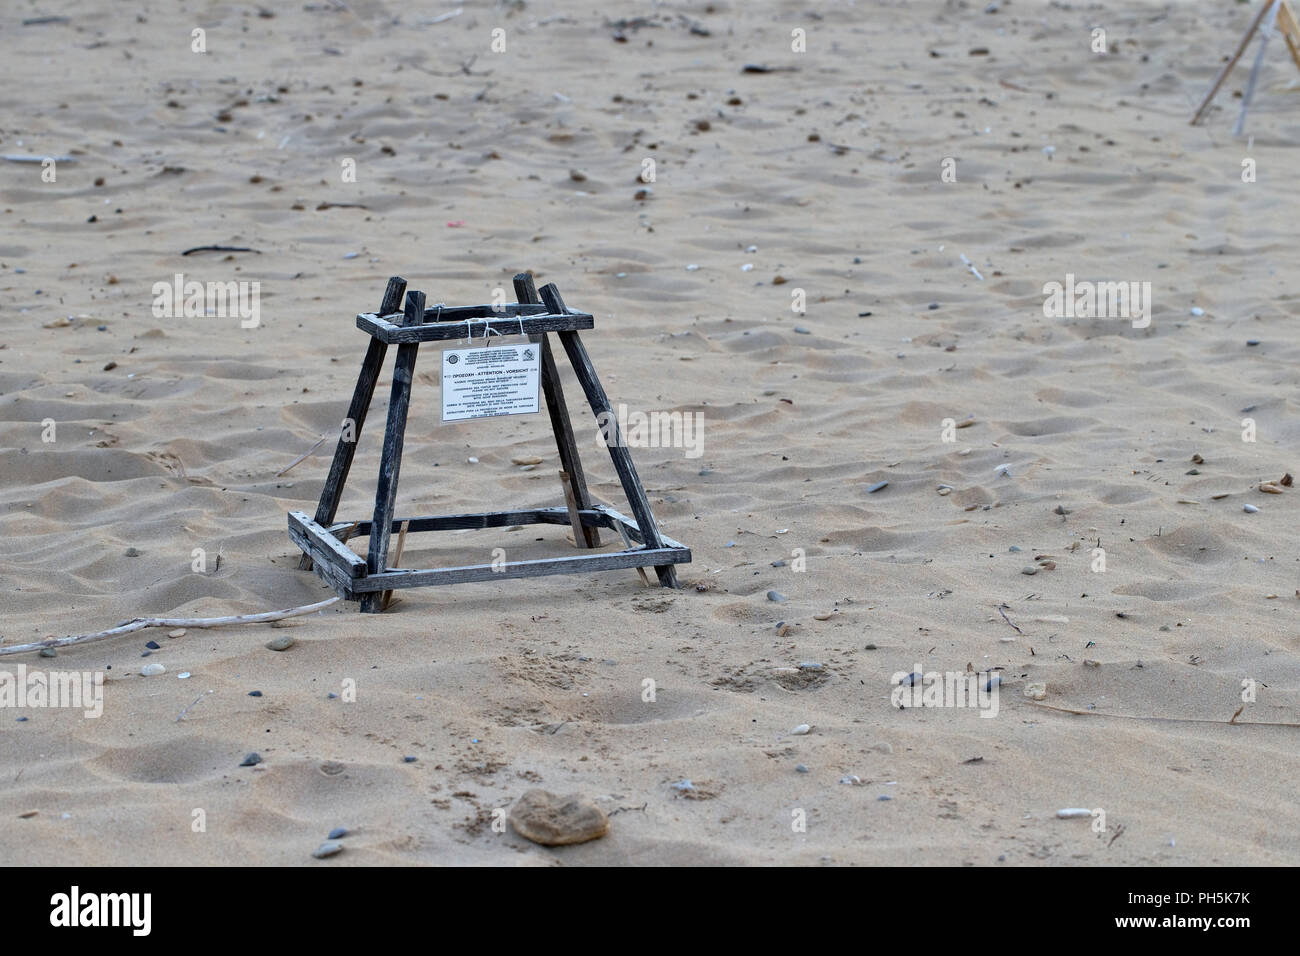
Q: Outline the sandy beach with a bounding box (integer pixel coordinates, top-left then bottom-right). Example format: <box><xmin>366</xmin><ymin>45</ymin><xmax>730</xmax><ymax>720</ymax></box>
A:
<box><xmin>1</xmin><ymin>0</ymin><xmax>1298</xmax><ymax>866</ymax></box>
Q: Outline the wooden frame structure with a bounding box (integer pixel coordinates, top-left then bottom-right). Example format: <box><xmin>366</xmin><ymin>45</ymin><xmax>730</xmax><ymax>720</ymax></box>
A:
<box><xmin>1190</xmin><ymin>0</ymin><xmax>1300</xmax><ymax>133</ymax></box>
<box><xmin>290</xmin><ymin>274</ymin><xmax>689</xmax><ymax>611</ymax></box>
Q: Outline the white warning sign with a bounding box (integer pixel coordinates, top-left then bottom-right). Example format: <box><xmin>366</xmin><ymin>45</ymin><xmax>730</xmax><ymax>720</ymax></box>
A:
<box><xmin>441</xmin><ymin>345</ymin><xmax>541</xmax><ymax>422</ymax></box>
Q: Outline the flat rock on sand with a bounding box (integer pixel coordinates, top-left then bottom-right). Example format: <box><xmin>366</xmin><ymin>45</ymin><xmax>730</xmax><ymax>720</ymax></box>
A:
<box><xmin>508</xmin><ymin>790</ymin><xmax>609</xmax><ymax>846</ymax></box>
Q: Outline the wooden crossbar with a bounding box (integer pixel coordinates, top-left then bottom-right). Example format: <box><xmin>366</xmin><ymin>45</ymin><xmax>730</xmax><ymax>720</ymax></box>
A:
<box><xmin>357</xmin><ymin>310</ymin><xmax>593</xmax><ymax>344</ymax></box>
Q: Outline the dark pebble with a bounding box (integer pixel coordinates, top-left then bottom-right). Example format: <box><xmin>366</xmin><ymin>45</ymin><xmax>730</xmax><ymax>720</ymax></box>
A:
<box><xmin>248</xmin><ymin>690</ymin><xmax>262</xmax><ymax>697</ymax></box>
<box><xmin>771</xmin><ymin>559</ymin><xmax>787</xmax><ymax>567</ymax></box>
<box><xmin>1247</xmin><ymin>340</ymin><xmax>1260</xmax><ymax>346</ymax></box>
<box><xmin>877</xmin><ymin>795</ymin><xmax>893</xmax><ymax>801</ymax></box>
<box><xmin>145</xmin><ymin>640</ymin><xmax>160</xmax><ymax>649</ymax></box>
<box><xmin>927</xmin><ymin>302</ymin><xmax>939</xmax><ymax>310</ymax></box>
<box><xmin>403</xmin><ymin>755</ymin><xmax>417</xmax><ymax>763</ymax></box>
<box><xmin>328</xmin><ymin>827</ymin><xmax>349</xmax><ymax>840</ymax></box>
<box><xmin>866</xmin><ymin>481</ymin><xmax>888</xmax><ymax>493</ymax></box>
<box><xmin>240</xmin><ymin>753</ymin><xmax>262</xmax><ymax>767</ymax></box>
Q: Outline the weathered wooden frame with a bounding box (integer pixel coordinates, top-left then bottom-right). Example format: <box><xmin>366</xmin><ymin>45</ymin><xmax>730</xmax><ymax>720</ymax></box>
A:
<box><xmin>291</xmin><ymin>274</ymin><xmax>689</xmax><ymax>612</ymax></box>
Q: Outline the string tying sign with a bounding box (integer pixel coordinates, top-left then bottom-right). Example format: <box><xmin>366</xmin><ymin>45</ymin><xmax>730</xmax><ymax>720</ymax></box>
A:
<box><xmin>441</xmin><ymin>344</ymin><xmax>541</xmax><ymax>422</ymax></box>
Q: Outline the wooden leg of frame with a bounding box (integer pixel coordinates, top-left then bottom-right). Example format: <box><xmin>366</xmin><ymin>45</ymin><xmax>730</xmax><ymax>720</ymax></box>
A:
<box><xmin>362</xmin><ymin>291</ymin><xmax>424</xmax><ymax>612</ymax></box>
<box><xmin>299</xmin><ymin>276</ymin><xmax>406</xmax><ymax>570</ymax></box>
<box><xmin>544</xmin><ymin>286</ymin><xmax>679</xmax><ymax>589</ymax></box>
<box><xmin>513</xmin><ymin>272</ymin><xmax>600</xmax><ymax>548</ymax></box>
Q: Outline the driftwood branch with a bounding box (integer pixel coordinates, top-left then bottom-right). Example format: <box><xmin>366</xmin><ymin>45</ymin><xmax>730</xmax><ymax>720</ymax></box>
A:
<box><xmin>1028</xmin><ymin>699</ymin><xmax>1299</xmax><ymax>728</ymax></box>
<box><xmin>0</xmin><ymin>597</ymin><xmax>339</xmax><ymax>658</ymax></box>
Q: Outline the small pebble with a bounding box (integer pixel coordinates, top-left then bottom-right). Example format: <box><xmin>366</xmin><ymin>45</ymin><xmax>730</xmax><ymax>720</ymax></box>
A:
<box><xmin>168</xmin><ymin>628</ymin><xmax>186</xmax><ymax>638</ymax></box>
<box><xmin>248</xmin><ymin>690</ymin><xmax>263</xmax><ymax>697</ymax></box>
<box><xmin>1189</xmin><ymin>307</ymin><xmax>1204</xmax><ymax>316</ymax></box>
<box><xmin>145</xmin><ymin>640</ymin><xmax>160</xmax><ymax>650</ymax></box>
<box><xmin>1021</xmin><ymin>566</ymin><xmax>1038</xmax><ymax>575</ymax></box>
<box><xmin>402</xmin><ymin>755</ymin><xmax>417</xmax><ymax>763</ymax></box>
<box><xmin>994</xmin><ymin>464</ymin><xmax>1011</xmax><ymax>477</ymax></box>
<box><xmin>865</xmin><ymin>481</ymin><xmax>888</xmax><ymax>493</ymax></box>
<box><xmin>178</xmin><ymin>672</ymin><xmax>191</xmax><ymax>679</ymax></box>
<box><xmin>1246</xmin><ymin>339</ymin><xmax>1260</xmax><ymax>346</ymax></box>
<box><xmin>1243</xmin><ymin>504</ymin><xmax>1259</xmax><ymax>514</ymax></box>
<box><xmin>671</xmin><ymin>779</ymin><xmax>695</xmax><ymax>791</ymax></box>
<box><xmin>1023</xmin><ymin>682</ymin><xmax>1047</xmax><ymax>701</ymax></box>
<box><xmin>266</xmin><ymin>634</ymin><xmax>296</xmax><ymax>651</ymax></box>
<box><xmin>795</xmin><ymin>764</ymin><xmax>809</xmax><ymax>773</ymax></box>
<box><xmin>876</xmin><ymin>795</ymin><xmax>893</xmax><ymax>801</ymax></box>
<box><xmin>1009</xmin><ymin>545</ymin><xmax>1022</xmax><ymax>552</ymax></box>
<box><xmin>793</xmin><ymin>326</ymin><xmax>811</xmax><ymax>334</ymax></box>
<box><xmin>840</xmin><ymin>775</ymin><xmax>861</xmax><ymax>785</ymax></box>
<box><xmin>767</xmin><ymin>590</ymin><xmax>787</xmax><ymax>603</ymax></box>
<box><xmin>771</xmin><ymin>559</ymin><xmax>786</xmax><ymax>567</ymax></box>
<box><xmin>1056</xmin><ymin>808</ymin><xmax>1091</xmax><ymax>819</ymax></box>
<box><xmin>140</xmin><ymin>662</ymin><xmax>166</xmax><ymax>677</ymax></box>
<box><xmin>327</xmin><ymin>827</ymin><xmax>349</xmax><ymax>840</ymax></box>
<box><xmin>39</xmin><ymin>647</ymin><xmax>56</xmax><ymax>658</ymax></box>
<box><xmin>312</xmin><ymin>841</ymin><xmax>344</xmax><ymax>859</ymax></box>
<box><xmin>791</xmin><ymin>723</ymin><xmax>812</xmax><ymax>735</ymax></box>
<box><xmin>936</xmin><ymin>485</ymin><xmax>952</xmax><ymax>495</ymax></box>
<box><xmin>798</xmin><ymin>661</ymin><xmax>823</xmax><ymax>671</ymax></box>
<box><xmin>240</xmin><ymin>752</ymin><xmax>262</xmax><ymax>767</ymax></box>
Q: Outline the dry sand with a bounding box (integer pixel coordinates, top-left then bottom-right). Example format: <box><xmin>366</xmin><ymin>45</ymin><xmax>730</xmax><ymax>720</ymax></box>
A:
<box><xmin>1</xmin><ymin>1</ymin><xmax>1298</xmax><ymax>865</ymax></box>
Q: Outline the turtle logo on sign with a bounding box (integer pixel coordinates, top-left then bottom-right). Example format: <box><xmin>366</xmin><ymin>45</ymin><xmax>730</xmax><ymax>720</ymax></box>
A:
<box><xmin>446</xmin><ymin>353</ymin><xmax>459</xmax><ymax>364</ymax></box>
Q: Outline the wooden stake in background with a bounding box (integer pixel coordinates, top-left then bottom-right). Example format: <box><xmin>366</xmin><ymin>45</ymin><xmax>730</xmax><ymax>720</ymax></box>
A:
<box><xmin>1190</xmin><ymin>0</ymin><xmax>1300</xmax><ymax>131</ymax></box>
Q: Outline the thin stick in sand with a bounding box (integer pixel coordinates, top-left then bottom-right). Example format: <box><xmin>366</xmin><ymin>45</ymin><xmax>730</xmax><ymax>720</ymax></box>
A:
<box><xmin>276</xmin><ymin>435</ymin><xmax>328</xmax><ymax>477</ymax></box>
<box><xmin>381</xmin><ymin>520</ymin><xmax>410</xmax><ymax>611</ymax></box>
<box><xmin>1234</xmin><ymin>0</ymin><xmax>1281</xmax><ymax>136</ymax></box>
<box><xmin>613</xmin><ymin>521</ymin><xmax>652</xmax><ymax>587</ymax></box>
<box><xmin>0</xmin><ymin>597</ymin><xmax>340</xmax><ymax>658</ymax></box>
